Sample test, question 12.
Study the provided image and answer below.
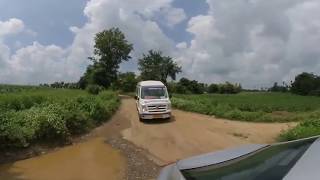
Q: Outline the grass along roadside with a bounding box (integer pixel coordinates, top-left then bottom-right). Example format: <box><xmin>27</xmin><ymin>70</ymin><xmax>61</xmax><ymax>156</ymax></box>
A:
<box><xmin>279</xmin><ymin>119</ymin><xmax>320</xmax><ymax>141</ymax></box>
<box><xmin>171</xmin><ymin>92</ymin><xmax>320</xmax><ymax>123</ymax></box>
<box><xmin>171</xmin><ymin>92</ymin><xmax>320</xmax><ymax>141</ymax></box>
<box><xmin>0</xmin><ymin>88</ymin><xmax>120</xmax><ymax>150</ymax></box>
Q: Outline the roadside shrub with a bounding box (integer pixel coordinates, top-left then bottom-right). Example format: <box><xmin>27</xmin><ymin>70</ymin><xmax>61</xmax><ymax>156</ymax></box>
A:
<box><xmin>0</xmin><ymin>111</ymin><xmax>32</xmax><ymax>148</ymax></box>
<box><xmin>280</xmin><ymin>119</ymin><xmax>320</xmax><ymax>141</ymax></box>
<box><xmin>65</xmin><ymin>112</ymin><xmax>91</xmax><ymax>135</ymax></box>
<box><xmin>86</xmin><ymin>84</ymin><xmax>104</xmax><ymax>95</ymax></box>
<box><xmin>0</xmin><ymin>104</ymin><xmax>67</xmax><ymax>148</ymax></box>
<box><xmin>0</xmin><ymin>89</ymin><xmax>120</xmax><ymax>149</ymax></box>
<box><xmin>35</xmin><ymin>104</ymin><xmax>68</xmax><ymax>141</ymax></box>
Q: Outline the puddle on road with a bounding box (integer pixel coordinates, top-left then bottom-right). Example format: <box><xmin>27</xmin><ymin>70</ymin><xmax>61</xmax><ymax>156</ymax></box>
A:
<box><xmin>0</xmin><ymin>138</ymin><xmax>125</xmax><ymax>180</ymax></box>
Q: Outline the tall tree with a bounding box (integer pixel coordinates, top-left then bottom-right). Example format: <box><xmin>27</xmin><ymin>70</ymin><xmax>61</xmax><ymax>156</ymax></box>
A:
<box><xmin>291</xmin><ymin>72</ymin><xmax>320</xmax><ymax>95</ymax></box>
<box><xmin>79</xmin><ymin>27</ymin><xmax>133</xmax><ymax>88</ymax></box>
<box><xmin>138</xmin><ymin>50</ymin><xmax>181</xmax><ymax>84</ymax></box>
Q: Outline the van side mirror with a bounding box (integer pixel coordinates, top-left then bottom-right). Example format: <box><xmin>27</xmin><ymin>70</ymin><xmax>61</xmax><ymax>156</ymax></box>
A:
<box><xmin>134</xmin><ymin>95</ymin><xmax>138</xmax><ymax>100</ymax></box>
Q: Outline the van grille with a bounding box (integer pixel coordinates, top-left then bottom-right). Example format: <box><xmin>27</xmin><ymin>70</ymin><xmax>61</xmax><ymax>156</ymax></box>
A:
<box><xmin>147</xmin><ymin>105</ymin><xmax>167</xmax><ymax>112</ymax></box>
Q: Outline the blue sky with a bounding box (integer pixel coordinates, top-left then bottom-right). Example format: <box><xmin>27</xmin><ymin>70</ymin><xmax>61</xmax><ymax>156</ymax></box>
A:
<box><xmin>0</xmin><ymin>0</ymin><xmax>207</xmax><ymax>48</ymax></box>
<box><xmin>0</xmin><ymin>0</ymin><xmax>320</xmax><ymax>88</ymax></box>
<box><xmin>0</xmin><ymin>0</ymin><xmax>87</xmax><ymax>48</ymax></box>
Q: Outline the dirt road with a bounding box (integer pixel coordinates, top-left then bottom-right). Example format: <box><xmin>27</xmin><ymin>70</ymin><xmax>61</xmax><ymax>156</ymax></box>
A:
<box><xmin>0</xmin><ymin>96</ymin><xmax>294</xmax><ymax>179</ymax></box>
<box><xmin>121</xmin><ymin>97</ymin><xmax>294</xmax><ymax>165</ymax></box>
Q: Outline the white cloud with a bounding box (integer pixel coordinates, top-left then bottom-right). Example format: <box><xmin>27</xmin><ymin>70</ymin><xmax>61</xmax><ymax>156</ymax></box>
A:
<box><xmin>0</xmin><ymin>0</ymin><xmax>180</xmax><ymax>84</ymax></box>
<box><xmin>161</xmin><ymin>6</ymin><xmax>187</xmax><ymax>27</ymax></box>
<box><xmin>0</xmin><ymin>19</ymin><xmax>25</xmax><ymax>82</ymax></box>
<box><xmin>176</xmin><ymin>42</ymin><xmax>187</xmax><ymax>49</ymax></box>
<box><xmin>0</xmin><ymin>18</ymin><xmax>24</xmax><ymax>38</ymax></box>
<box><xmin>176</xmin><ymin>0</ymin><xmax>320</xmax><ymax>88</ymax></box>
<box><xmin>67</xmin><ymin>0</ymin><xmax>178</xmax><ymax>76</ymax></box>
<box><xmin>7</xmin><ymin>42</ymin><xmax>69</xmax><ymax>84</ymax></box>
<box><xmin>0</xmin><ymin>19</ymin><xmax>71</xmax><ymax>84</ymax></box>
<box><xmin>1</xmin><ymin>0</ymin><xmax>320</xmax><ymax>88</ymax></box>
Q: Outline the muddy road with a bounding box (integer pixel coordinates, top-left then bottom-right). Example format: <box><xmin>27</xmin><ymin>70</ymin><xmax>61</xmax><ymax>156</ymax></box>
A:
<box><xmin>0</xmin><ymin>138</ymin><xmax>125</xmax><ymax>180</ymax></box>
<box><xmin>0</xmin><ymin>96</ymin><xmax>294</xmax><ymax>180</ymax></box>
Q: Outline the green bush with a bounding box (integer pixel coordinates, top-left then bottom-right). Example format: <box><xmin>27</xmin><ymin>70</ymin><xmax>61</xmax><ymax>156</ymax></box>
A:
<box><xmin>86</xmin><ymin>84</ymin><xmax>104</xmax><ymax>95</ymax></box>
<box><xmin>0</xmin><ymin>88</ymin><xmax>120</xmax><ymax>149</ymax></box>
<box><xmin>34</xmin><ymin>104</ymin><xmax>68</xmax><ymax>141</ymax></box>
<box><xmin>280</xmin><ymin>119</ymin><xmax>320</xmax><ymax>141</ymax></box>
<box><xmin>0</xmin><ymin>104</ymin><xmax>68</xmax><ymax>148</ymax></box>
<box><xmin>65</xmin><ymin>111</ymin><xmax>91</xmax><ymax>135</ymax></box>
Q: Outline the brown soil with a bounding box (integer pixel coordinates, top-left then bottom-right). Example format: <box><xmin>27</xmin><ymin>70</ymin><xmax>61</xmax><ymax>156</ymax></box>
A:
<box><xmin>120</xmin><ymin>98</ymin><xmax>296</xmax><ymax>165</ymax></box>
<box><xmin>0</xmin><ymin>96</ymin><xmax>296</xmax><ymax>179</ymax></box>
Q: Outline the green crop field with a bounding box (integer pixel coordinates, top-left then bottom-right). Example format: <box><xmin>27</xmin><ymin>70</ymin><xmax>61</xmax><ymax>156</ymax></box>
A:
<box><xmin>0</xmin><ymin>85</ymin><xmax>119</xmax><ymax>149</ymax></box>
<box><xmin>172</xmin><ymin>92</ymin><xmax>320</xmax><ymax>140</ymax></box>
<box><xmin>0</xmin><ymin>84</ymin><xmax>43</xmax><ymax>94</ymax></box>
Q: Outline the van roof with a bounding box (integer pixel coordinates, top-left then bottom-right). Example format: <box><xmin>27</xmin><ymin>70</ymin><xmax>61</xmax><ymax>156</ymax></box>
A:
<box><xmin>139</xmin><ymin>80</ymin><xmax>165</xmax><ymax>87</ymax></box>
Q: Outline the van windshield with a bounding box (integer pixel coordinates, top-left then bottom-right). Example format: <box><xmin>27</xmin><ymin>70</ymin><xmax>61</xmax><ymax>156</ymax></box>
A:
<box><xmin>141</xmin><ymin>86</ymin><xmax>168</xmax><ymax>99</ymax></box>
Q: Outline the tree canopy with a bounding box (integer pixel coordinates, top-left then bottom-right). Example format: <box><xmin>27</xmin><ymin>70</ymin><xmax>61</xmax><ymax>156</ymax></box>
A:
<box><xmin>291</xmin><ymin>72</ymin><xmax>320</xmax><ymax>96</ymax></box>
<box><xmin>113</xmin><ymin>72</ymin><xmax>138</xmax><ymax>92</ymax></box>
<box><xmin>138</xmin><ymin>50</ymin><xmax>181</xmax><ymax>84</ymax></box>
<box><xmin>79</xmin><ymin>28</ymin><xmax>133</xmax><ymax>88</ymax></box>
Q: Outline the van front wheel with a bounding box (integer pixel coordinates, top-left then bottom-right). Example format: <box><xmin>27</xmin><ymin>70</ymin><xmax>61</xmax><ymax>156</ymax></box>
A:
<box><xmin>138</xmin><ymin>114</ymin><xmax>143</xmax><ymax>122</ymax></box>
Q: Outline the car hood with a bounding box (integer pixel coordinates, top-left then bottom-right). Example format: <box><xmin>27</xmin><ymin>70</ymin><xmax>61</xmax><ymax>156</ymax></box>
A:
<box><xmin>157</xmin><ymin>144</ymin><xmax>267</xmax><ymax>180</ymax></box>
<box><xmin>157</xmin><ymin>136</ymin><xmax>320</xmax><ymax>180</ymax></box>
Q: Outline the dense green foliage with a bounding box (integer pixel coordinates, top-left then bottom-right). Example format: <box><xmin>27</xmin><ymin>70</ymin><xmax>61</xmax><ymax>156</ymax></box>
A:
<box><xmin>207</xmin><ymin>83</ymin><xmax>219</xmax><ymax>93</ymax></box>
<box><xmin>269</xmin><ymin>82</ymin><xmax>289</xmax><ymax>92</ymax></box>
<box><xmin>291</xmin><ymin>72</ymin><xmax>320</xmax><ymax>96</ymax></box>
<box><xmin>174</xmin><ymin>78</ymin><xmax>206</xmax><ymax>94</ymax></box>
<box><xmin>40</xmin><ymin>82</ymin><xmax>80</xmax><ymax>89</ymax></box>
<box><xmin>138</xmin><ymin>50</ymin><xmax>181</xmax><ymax>84</ymax></box>
<box><xmin>86</xmin><ymin>84</ymin><xmax>105</xmax><ymax>95</ymax></box>
<box><xmin>280</xmin><ymin>119</ymin><xmax>320</xmax><ymax>141</ymax></box>
<box><xmin>218</xmin><ymin>82</ymin><xmax>242</xmax><ymax>94</ymax></box>
<box><xmin>172</xmin><ymin>92</ymin><xmax>320</xmax><ymax>122</ymax></box>
<box><xmin>112</xmin><ymin>72</ymin><xmax>139</xmax><ymax>92</ymax></box>
<box><xmin>79</xmin><ymin>28</ymin><xmax>133</xmax><ymax>89</ymax></box>
<box><xmin>168</xmin><ymin>78</ymin><xmax>241</xmax><ymax>94</ymax></box>
<box><xmin>0</xmin><ymin>88</ymin><xmax>119</xmax><ymax>149</ymax></box>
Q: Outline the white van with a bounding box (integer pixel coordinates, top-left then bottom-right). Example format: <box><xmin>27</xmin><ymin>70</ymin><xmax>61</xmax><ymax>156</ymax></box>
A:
<box><xmin>135</xmin><ymin>81</ymin><xmax>172</xmax><ymax>120</ymax></box>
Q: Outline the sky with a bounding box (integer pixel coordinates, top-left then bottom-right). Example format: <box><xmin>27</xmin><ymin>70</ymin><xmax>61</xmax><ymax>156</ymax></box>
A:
<box><xmin>0</xmin><ymin>0</ymin><xmax>320</xmax><ymax>88</ymax></box>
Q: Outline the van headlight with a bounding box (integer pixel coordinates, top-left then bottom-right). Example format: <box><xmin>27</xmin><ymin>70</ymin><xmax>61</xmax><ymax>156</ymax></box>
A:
<box><xmin>167</xmin><ymin>103</ymin><xmax>171</xmax><ymax>110</ymax></box>
<box><xmin>141</xmin><ymin>105</ymin><xmax>147</xmax><ymax>112</ymax></box>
